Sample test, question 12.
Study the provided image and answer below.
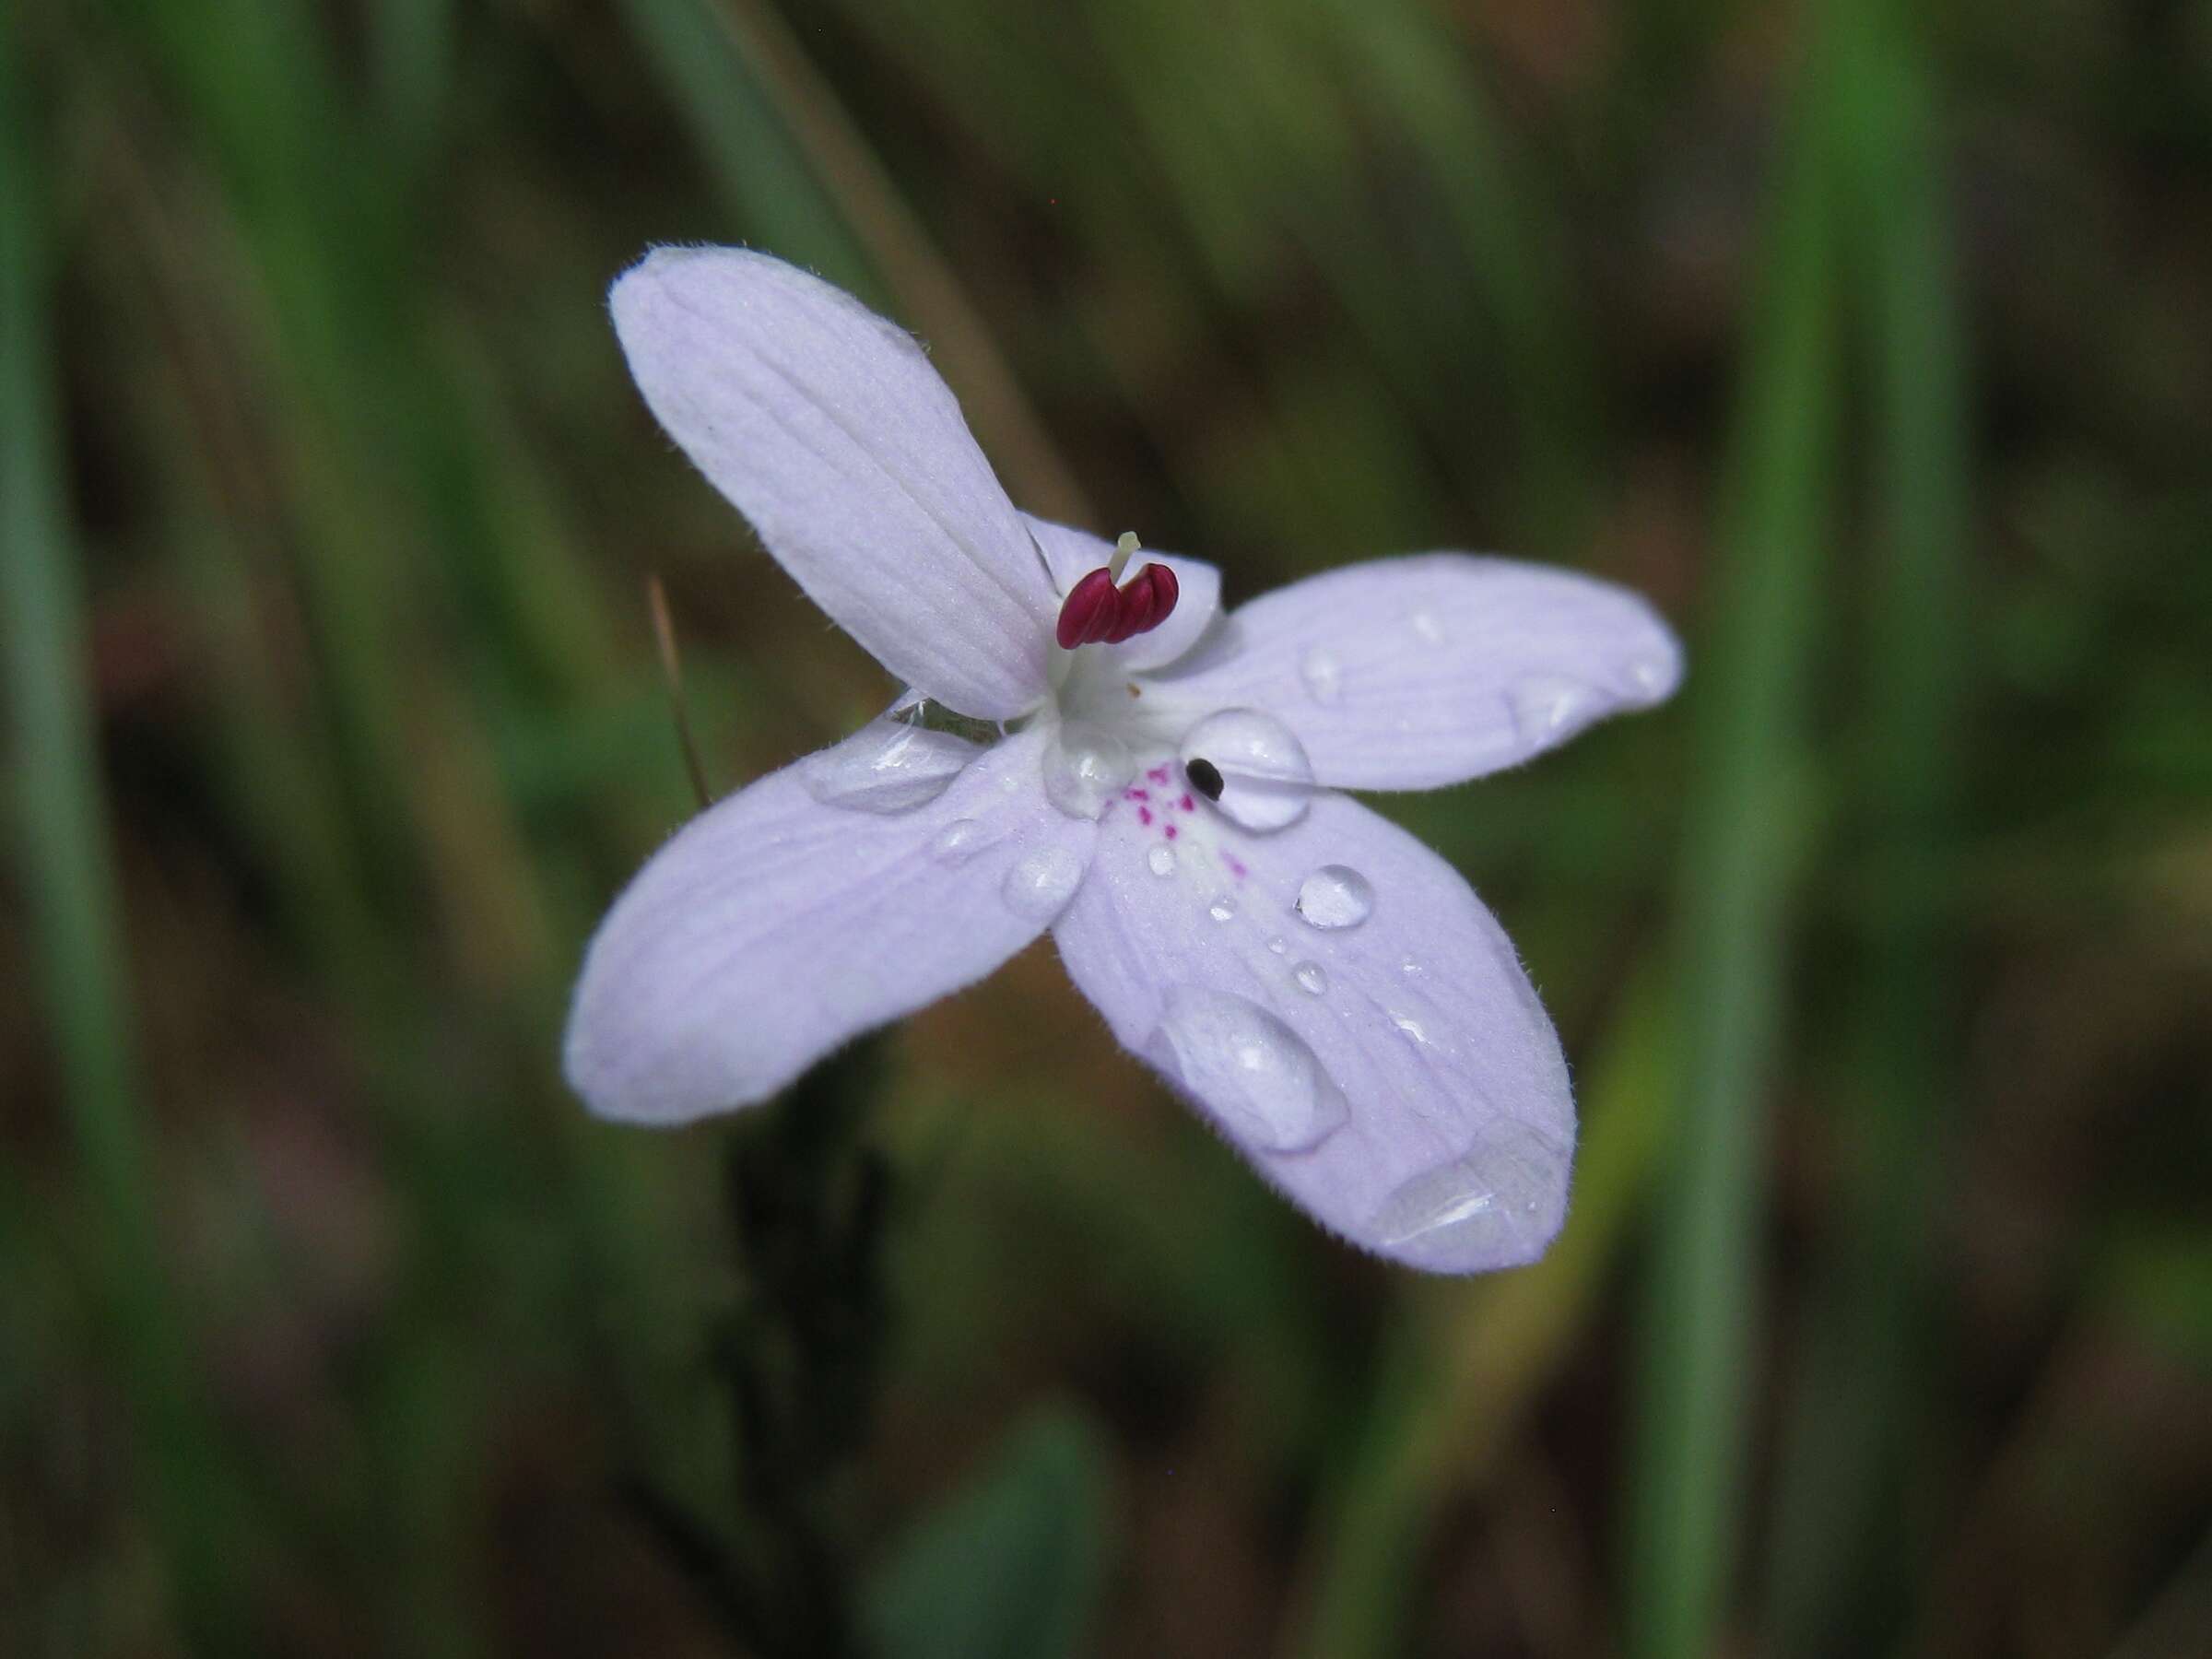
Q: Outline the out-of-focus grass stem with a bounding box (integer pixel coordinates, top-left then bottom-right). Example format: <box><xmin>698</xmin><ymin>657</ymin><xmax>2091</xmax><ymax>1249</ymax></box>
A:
<box><xmin>1624</xmin><ymin>7</ymin><xmax>1858</xmax><ymax>1656</ymax></box>
<box><xmin>621</xmin><ymin>0</ymin><xmax>1091</xmax><ymax>521</ymax></box>
<box><xmin>373</xmin><ymin>0</ymin><xmax>452</xmax><ymax>172</ymax></box>
<box><xmin>1763</xmin><ymin>4</ymin><xmax>1970</xmax><ymax>1649</ymax></box>
<box><xmin>0</xmin><ymin>24</ymin><xmax>248</xmax><ymax>1650</ymax></box>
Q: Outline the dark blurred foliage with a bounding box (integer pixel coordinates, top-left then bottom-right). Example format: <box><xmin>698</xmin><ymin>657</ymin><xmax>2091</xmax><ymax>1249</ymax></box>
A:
<box><xmin>2</xmin><ymin>1</ymin><xmax>2208</xmax><ymax>1655</ymax></box>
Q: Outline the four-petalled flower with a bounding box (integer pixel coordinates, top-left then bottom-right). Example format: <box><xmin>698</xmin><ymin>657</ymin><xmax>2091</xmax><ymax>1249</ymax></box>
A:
<box><xmin>563</xmin><ymin>248</ymin><xmax>1682</xmax><ymax>1274</ymax></box>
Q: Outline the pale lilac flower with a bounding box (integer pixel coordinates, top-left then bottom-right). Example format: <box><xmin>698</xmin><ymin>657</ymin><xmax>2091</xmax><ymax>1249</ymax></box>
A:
<box><xmin>564</xmin><ymin>247</ymin><xmax>1681</xmax><ymax>1274</ymax></box>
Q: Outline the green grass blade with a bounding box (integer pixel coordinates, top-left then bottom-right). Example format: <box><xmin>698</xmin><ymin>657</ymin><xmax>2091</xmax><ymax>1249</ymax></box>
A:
<box><xmin>0</xmin><ymin>27</ymin><xmax>249</xmax><ymax>1650</ymax></box>
<box><xmin>1623</xmin><ymin>9</ymin><xmax>1857</xmax><ymax>1656</ymax></box>
<box><xmin>1761</xmin><ymin>6</ymin><xmax>1971</xmax><ymax>1650</ymax></box>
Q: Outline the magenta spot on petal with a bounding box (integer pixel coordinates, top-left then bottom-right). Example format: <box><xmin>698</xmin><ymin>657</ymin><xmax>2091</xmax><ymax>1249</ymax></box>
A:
<box><xmin>1147</xmin><ymin>766</ymin><xmax>1170</xmax><ymax>784</ymax></box>
<box><xmin>1227</xmin><ymin>854</ymin><xmax>1249</xmax><ymax>879</ymax></box>
<box><xmin>1179</xmin><ymin>793</ymin><xmax>1195</xmax><ymax>812</ymax></box>
<box><xmin>1138</xmin><ymin>806</ymin><xmax>1153</xmax><ymax>826</ymax></box>
<box><xmin>1129</xmin><ymin>787</ymin><xmax>1149</xmax><ymax>801</ymax></box>
<box><xmin>1164</xmin><ymin>824</ymin><xmax>1178</xmax><ymax>840</ymax></box>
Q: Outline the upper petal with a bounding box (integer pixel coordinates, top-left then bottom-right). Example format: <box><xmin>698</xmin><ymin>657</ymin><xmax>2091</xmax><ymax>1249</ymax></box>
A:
<box><xmin>566</xmin><ymin>726</ymin><xmax>1092</xmax><ymax>1124</ymax></box>
<box><xmin>1024</xmin><ymin>515</ymin><xmax>1223</xmax><ymax>675</ymax></box>
<box><xmin>1146</xmin><ymin>554</ymin><xmax>1682</xmax><ymax>789</ymax></box>
<box><xmin>611</xmin><ymin>248</ymin><xmax>1058</xmax><ymax>720</ymax></box>
<box><xmin>1051</xmin><ymin>783</ymin><xmax>1573</xmax><ymax>1273</ymax></box>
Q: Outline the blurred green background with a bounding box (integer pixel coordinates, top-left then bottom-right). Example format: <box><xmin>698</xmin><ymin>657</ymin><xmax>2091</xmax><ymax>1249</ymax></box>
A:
<box><xmin>6</xmin><ymin>0</ymin><xmax>2210</xmax><ymax>1654</ymax></box>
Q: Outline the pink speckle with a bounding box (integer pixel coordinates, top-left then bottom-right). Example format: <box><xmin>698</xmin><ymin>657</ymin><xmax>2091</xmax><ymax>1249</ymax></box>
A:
<box><xmin>1178</xmin><ymin>794</ymin><xmax>1195</xmax><ymax>812</ymax></box>
<box><xmin>1147</xmin><ymin>765</ymin><xmax>1171</xmax><ymax>784</ymax></box>
<box><xmin>1164</xmin><ymin>824</ymin><xmax>1178</xmax><ymax>840</ymax></box>
<box><xmin>1226</xmin><ymin>854</ymin><xmax>1249</xmax><ymax>880</ymax></box>
<box><xmin>1128</xmin><ymin>787</ymin><xmax>1150</xmax><ymax>801</ymax></box>
<box><xmin>1137</xmin><ymin>806</ymin><xmax>1153</xmax><ymax>827</ymax></box>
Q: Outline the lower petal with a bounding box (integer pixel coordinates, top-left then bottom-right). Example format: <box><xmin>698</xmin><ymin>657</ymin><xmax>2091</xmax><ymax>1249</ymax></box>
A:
<box><xmin>1050</xmin><ymin>782</ymin><xmax>1572</xmax><ymax>1273</ymax></box>
<box><xmin>566</xmin><ymin>727</ymin><xmax>1092</xmax><ymax>1124</ymax></box>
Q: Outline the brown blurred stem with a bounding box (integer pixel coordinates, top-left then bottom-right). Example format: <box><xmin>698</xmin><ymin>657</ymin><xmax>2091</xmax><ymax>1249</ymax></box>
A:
<box><xmin>647</xmin><ymin>572</ymin><xmax>714</xmax><ymax>811</ymax></box>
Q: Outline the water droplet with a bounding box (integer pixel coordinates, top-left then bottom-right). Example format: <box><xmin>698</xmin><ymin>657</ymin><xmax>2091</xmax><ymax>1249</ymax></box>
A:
<box><xmin>1208</xmin><ymin>897</ymin><xmax>1237</xmax><ymax>923</ymax></box>
<box><xmin>1293</xmin><ymin>961</ymin><xmax>1328</xmax><ymax>995</ymax></box>
<box><xmin>1628</xmin><ymin>653</ymin><xmax>1673</xmax><ymax>699</ymax></box>
<box><xmin>1400</xmin><ymin>955</ymin><xmax>1423</xmax><ymax>976</ymax></box>
<box><xmin>1298</xmin><ymin>645</ymin><xmax>1343</xmax><ymax>705</ymax></box>
<box><xmin>1151</xmin><ymin>986</ymin><xmax>1347</xmax><ymax>1152</ymax></box>
<box><xmin>1507</xmin><ymin>676</ymin><xmax>1596</xmax><ymax>746</ymax></box>
<box><xmin>1294</xmin><ymin>865</ymin><xmax>1374</xmax><ymax>930</ymax></box>
<box><xmin>1367</xmin><ymin>1121</ymin><xmax>1569</xmax><ymax>1269</ymax></box>
<box><xmin>1409</xmin><ymin>610</ymin><xmax>1445</xmax><ymax>646</ymax></box>
<box><xmin>799</xmin><ymin>717</ymin><xmax>979</xmax><ymax>814</ymax></box>
<box><xmin>1147</xmin><ymin>844</ymin><xmax>1177</xmax><ymax>877</ymax></box>
<box><xmin>1041</xmin><ymin>720</ymin><xmax>1135</xmax><ymax>821</ymax></box>
<box><xmin>1177</xmin><ymin>708</ymin><xmax>1315</xmax><ymax>833</ymax></box>
<box><xmin>928</xmin><ymin>818</ymin><xmax>988</xmax><ymax>865</ymax></box>
<box><xmin>1389</xmin><ymin>1010</ymin><xmax>1431</xmax><ymax>1045</ymax></box>
<box><xmin>1266</xmin><ymin>935</ymin><xmax>1288</xmax><ymax>955</ymax></box>
<box><xmin>1001</xmin><ymin>844</ymin><xmax>1085</xmax><ymax>922</ymax></box>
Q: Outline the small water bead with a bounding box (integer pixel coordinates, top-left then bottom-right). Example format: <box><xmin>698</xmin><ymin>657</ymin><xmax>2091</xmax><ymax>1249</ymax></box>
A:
<box><xmin>1041</xmin><ymin>720</ymin><xmax>1135</xmax><ymax>821</ymax></box>
<box><xmin>1152</xmin><ymin>986</ymin><xmax>1347</xmax><ymax>1152</ymax></box>
<box><xmin>1506</xmin><ymin>676</ymin><xmax>1597</xmax><ymax>747</ymax></box>
<box><xmin>1298</xmin><ymin>645</ymin><xmax>1343</xmax><ymax>706</ymax></box>
<box><xmin>1293</xmin><ymin>961</ymin><xmax>1328</xmax><ymax>996</ymax></box>
<box><xmin>1266</xmin><ymin>935</ymin><xmax>1288</xmax><ymax>956</ymax></box>
<box><xmin>1177</xmin><ymin>708</ymin><xmax>1316</xmax><ymax>833</ymax></box>
<box><xmin>1389</xmin><ymin>1010</ymin><xmax>1432</xmax><ymax>1045</ymax></box>
<box><xmin>1147</xmin><ymin>844</ymin><xmax>1177</xmax><ymax>877</ymax></box>
<box><xmin>1628</xmin><ymin>653</ymin><xmax>1674</xmax><ymax>700</ymax></box>
<box><xmin>1294</xmin><ymin>865</ymin><xmax>1374</xmax><ymax>931</ymax></box>
<box><xmin>928</xmin><ymin>818</ymin><xmax>988</xmax><ymax>865</ymax></box>
<box><xmin>800</xmin><ymin>717</ymin><xmax>978</xmax><ymax>814</ymax></box>
<box><xmin>1001</xmin><ymin>843</ymin><xmax>1085</xmax><ymax>923</ymax></box>
<box><xmin>1208</xmin><ymin>898</ymin><xmax>1237</xmax><ymax>923</ymax></box>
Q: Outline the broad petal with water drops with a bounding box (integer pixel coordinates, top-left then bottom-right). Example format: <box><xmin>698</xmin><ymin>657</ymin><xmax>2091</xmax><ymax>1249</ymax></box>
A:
<box><xmin>610</xmin><ymin>248</ymin><xmax>1059</xmax><ymax>720</ymax></box>
<box><xmin>1147</xmin><ymin>554</ymin><xmax>1683</xmax><ymax>790</ymax></box>
<box><xmin>565</xmin><ymin>726</ymin><xmax>1094</xmax><ymax>1124</ymax></box>
<box><xmin>1024</xmin><ymin>515</ymin><xmax>1222</xmax><ymax>674</ymax></box>
<box><xmin>1050</xmin><ymin>785</ymin><xmax>1574</xmax><ymax>1273</ymax></box>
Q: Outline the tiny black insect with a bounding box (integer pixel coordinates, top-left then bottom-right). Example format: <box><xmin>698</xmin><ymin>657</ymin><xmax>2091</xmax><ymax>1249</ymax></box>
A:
<box><xmin>1184</xmin><ymin>757</ymin><xmax>1225</xmax><ymax>802</ymax></box>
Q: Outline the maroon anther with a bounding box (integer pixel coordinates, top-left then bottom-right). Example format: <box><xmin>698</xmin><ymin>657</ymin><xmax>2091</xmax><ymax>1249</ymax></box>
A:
<box><xmin>1054</xmin><ymin>561</ymin><xmax>1181</xmax><ymax>650</ymax></box>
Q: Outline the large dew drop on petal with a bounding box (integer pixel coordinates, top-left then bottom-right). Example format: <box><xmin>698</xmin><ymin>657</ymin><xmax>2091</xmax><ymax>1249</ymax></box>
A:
<box><xmin>1151</xmin><ymin>985</ymin><xmax>1347</xmax><ymax>1153</ymax></box>
<box><xmin>799</xmin><ymin>717</ymin><xmax>981</xmax><ymax>814</ymax></box>
<box><xmin>1041</xmin><ymin>720</ymin><xmax>1135</xmax><ymax>820</ymax></box>
<box><xmin>1177</xmin><ymin>708</ymin><xmax>1315</xmax><ymax>832</ymax></box>
<box><xmin>1367</xmin><ymin>1118</ymin><xmax>1569</xmax><ymax>1270</ymax></box>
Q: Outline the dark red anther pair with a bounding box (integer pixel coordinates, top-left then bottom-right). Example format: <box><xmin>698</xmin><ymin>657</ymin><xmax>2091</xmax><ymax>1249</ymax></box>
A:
<box><xmin>1054</xmin><ymin>561</ymin><xmax>1180</xmax><ymax>650</ymax></box>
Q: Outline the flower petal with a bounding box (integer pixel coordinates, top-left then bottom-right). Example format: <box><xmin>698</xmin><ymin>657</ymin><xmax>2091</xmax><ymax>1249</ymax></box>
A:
<box><xmin>566</xmin><ymin>728</ymin><xmax>1092</xmax><ymax>1124</ymax></box>
<box><xmin>1051</xmin><ymin>783</ymin><xmax>1573</xmax><ymax>1273</ymax></box>
<box><xmin>1147</xmin><ymin>554</ymin><xmax>1682</xmax><ymax>789</ymax></box>
<box><xmin>611</xmin><ymin>248</ymin><xmax>1058</xmax><ymax>720</ymax></box>
<box><xmin>1024</xmin><ymin>515</ymin><xmax>1222</xmax><ymax>674</ymax></box>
